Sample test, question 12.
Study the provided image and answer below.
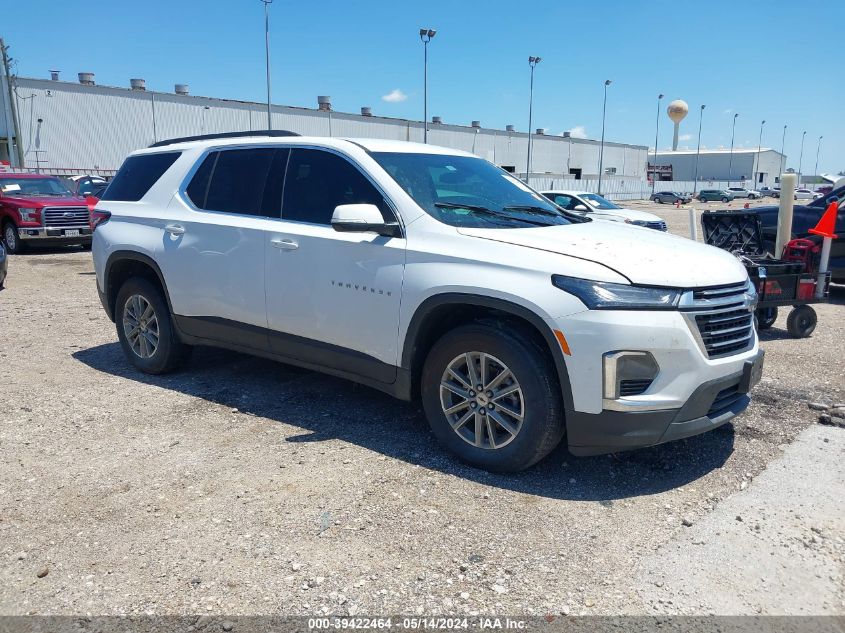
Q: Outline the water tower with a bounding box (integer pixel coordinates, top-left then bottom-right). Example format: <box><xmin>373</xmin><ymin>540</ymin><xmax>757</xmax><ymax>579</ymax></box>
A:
<box><xmin>667</xmin><ymin>100</ymin><xmax>689</xmax><ymax>151</ymax></box>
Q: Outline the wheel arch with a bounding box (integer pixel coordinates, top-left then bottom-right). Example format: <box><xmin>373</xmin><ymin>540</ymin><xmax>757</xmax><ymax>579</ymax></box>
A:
<box><xmin>103</xmin><ymin>251</ymin><xmax>173</xmax><ymax>323</ymax></box>
<box><xmin>401</xmin><ymin>293</ymin><xmax>574</xmax><ymax>412</ymax></box>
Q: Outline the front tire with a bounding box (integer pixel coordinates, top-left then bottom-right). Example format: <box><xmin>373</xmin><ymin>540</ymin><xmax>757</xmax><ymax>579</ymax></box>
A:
<box><xmin>699</xmin><ymin>196</ymin><xmax>707</xmax><ymax>203</ymax></box>
<box><xmin>421</xmin><ymin>323</ymin><xmax>565</xmax><ymax>472</ymax></box>
<box><xmin>115</xmin><ymin>276</ymin><xmax>190</xmax><ymax>374</ymax></box>
<box><xmin>722</xmin><ymin>197</ymin><xmax>730</xmax><ymax>203</ymax></box>
<box><xmin>2</xmin><ymin>221</ymin><xmax>26</xmax><ymax>254</ymax></box>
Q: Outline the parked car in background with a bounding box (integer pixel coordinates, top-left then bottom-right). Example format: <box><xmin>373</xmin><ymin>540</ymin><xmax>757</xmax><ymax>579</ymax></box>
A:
<box><xmin>754</xmin><ymin>184</ymin><xmax>845</xmax><ymax>282</ymax></box>
<box><xmin>93</xmin><ymin>133</ymin><xmax>761</xmax><ymax>471</ymax></box>
<box><xmin>698</xmin><ymin>189</ymin><xmax>735</xmax><ymax>203</ymax></box>
<box><xmin>0</xmin><ymin>241</ymin><xmax>6</xmax><ymax>288</ymax></box>
<box><xmin>794</xmin><ymin>188</ymin><xmax>822</xmax><ymax>201</ymax></box>
<box><xmin>542</xmin><ymin>190</ymin><xmax>667</xmax><ymax>230</ymax></box>
<box><xmin>650</xmin><ymin>191</ymin><xmax>691</xmax><ymax>204</ymax></box>
<box><xmin>814</xmin><ymin>185</ymin><xmax>833</xmax><ymax>195</ymax></box>
<box><xmin>759</xmin><ymin>186</ymin><xmax>780</xmax><ymax>198</ymax></box>
<box><xmin>0</xmin><ymin>173</ymin><xmax>93</xmax><ymax>254</ymax></box>
<box><xmin>65</xmin><ymin>175</ymin><xmax>108</xmax><ymax>197</ymax></box>
<box><xmin>727</xmin><ymin>187</ymin><xmax>762</xmax><ymax>199</ymax></box>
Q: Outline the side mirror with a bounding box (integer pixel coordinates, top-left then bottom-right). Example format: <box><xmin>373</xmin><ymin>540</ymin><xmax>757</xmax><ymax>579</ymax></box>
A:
<box><xmin>330</xmin><ymin>204</ymin><xmax>401</xmax><ymax>238</ymax></box>
<box><xmin>573</xmin><ymin>204</ymin><xmax>589</xmax><ymax>212</ymax></box>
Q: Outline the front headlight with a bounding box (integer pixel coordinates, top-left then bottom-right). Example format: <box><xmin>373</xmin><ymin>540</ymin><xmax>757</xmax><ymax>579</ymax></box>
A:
<box><xmin>17</xmin><ymin>208</ymin><xmax>39</xmax><ymax>223</ymax></box>
<box><xmin>552</xmin><ymin>275</ymin><xmax>682</xmax><ymax>310</ymax></box>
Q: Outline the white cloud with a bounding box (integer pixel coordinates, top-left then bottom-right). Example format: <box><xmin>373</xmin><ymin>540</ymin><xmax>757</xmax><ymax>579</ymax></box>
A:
<box><xmin>723</xmin><ymin>108</ymin><xmax>733</xmax><ymax>114</ymax></box>
<box><xmin>679</xmin><ymin>133</ymin><xmax>692</xmax><ymax>141</ymax></box>
<box><xmin>566</xmin><ymin>125</ymin><xmax>587</xmax><ymax>139</ymax></box>
<box><xmin>381</xmin><ymin>89</ymin><xmax>407</xmax><ymax>103</ymax></box>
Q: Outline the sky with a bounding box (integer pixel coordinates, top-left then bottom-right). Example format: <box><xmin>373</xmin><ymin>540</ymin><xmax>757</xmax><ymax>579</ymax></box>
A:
<box><xmin>3</xmin><ymin>0</ymin><xmax>843</xmax><ymax>174</ymax></box>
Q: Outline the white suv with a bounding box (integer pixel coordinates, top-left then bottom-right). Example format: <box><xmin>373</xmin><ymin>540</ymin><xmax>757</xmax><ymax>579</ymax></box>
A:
<box><xmin>92</xmin><ymin>132</ymin><xmax>763</xmax><ymax>472</ymax></box>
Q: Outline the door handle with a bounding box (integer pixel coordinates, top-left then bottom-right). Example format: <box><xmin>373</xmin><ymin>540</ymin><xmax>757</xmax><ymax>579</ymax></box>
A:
<box><xmin>271</xmin><ymin>237</ymin><xmax>299</xmax><ymax>251</ymax></box>
<box><xmin>165</xmin><ymin>223</ymin><xmax>186</xmax><ymax>236</ymax></box>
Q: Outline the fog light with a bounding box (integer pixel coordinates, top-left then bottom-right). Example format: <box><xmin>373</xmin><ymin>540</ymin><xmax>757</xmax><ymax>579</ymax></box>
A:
<box><xmin>603</xmin><ymin>351</ymin><xmax>659</xmax><ymax>399</ymax></box>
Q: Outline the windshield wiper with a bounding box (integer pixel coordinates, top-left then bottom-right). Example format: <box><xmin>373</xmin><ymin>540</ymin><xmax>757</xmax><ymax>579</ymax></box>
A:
<box><xmin>502</xmin><ymin>204</ymin><xmax>562</xmax><ymax>217</ymax></box>
<box><xmin>434</xmin><ymin>202</ymin><xmax>551</xmax><ymax>227</ymax></box>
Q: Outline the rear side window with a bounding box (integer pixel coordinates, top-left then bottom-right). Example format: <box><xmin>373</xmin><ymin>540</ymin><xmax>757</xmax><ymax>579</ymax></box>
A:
<box><xmin>190</xmin><ymin>148</ymin><xmax>277</xmax><ymax>216</ymax></box>
<box><xmin>100</xmin><ymin>152</ymin><xmax>180</xmax><ymax>202</ymax></box>
<box><xmin>281</xmin><ymin>148</ymin><xmax>388</xmax><ymax>225</ymax></box>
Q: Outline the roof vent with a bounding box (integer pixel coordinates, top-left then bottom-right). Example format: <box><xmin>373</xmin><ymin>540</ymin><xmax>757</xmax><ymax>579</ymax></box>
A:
<box><xmin>130</xmin><ymin>78</ymin><xmax>146</xmax><ymax>91</ymax></box>
<box><xmin>317</xmin><ymin>95</ymin><xmax>332</xmax><ymax>111</ymax></box>
<box><xmin>78</xmin><ymin>72</ymin><xmax>95</xmax><ymax>86</ymax></box>
<box><xmin>49</xmin><ymin>70</ymin><xmax>60</xmax><ymax>81</ymax></box>
<box><xmin>432</xmin><ymin>116</ymin><xmax>442</xmax><ymax>124</ymax></box>
<box><xmin>175</xmin><ymin>83</ymin><xmax>189</xmax><ymax>96</ymax></box>
<box><xmin>536</xmin><ymin>128</ymin><xmax>546</xmax><ymax>135</ymax></box>
<box><xmin>471</xmin><ymin>120</ymin><xmax>481</xmax><ymax>128</ymax></box>
<box><xmin>361</xmin><ymin>106</ymin><xmax>373</xmax><ymax>117</ymax></box>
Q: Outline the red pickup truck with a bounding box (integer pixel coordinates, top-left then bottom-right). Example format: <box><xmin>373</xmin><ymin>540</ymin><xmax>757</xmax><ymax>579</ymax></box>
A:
<box><xmin>0</xmin><ymin>173</ymin><xmax>95</xmax><ymax>253</ymax></box>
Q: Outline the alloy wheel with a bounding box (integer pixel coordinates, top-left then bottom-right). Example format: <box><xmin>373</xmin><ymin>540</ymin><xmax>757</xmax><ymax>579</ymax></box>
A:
<box><xmin>439</xmin><ymin>352</ymin><xmax>525</xmax><ymax>450</ymax></box>
<box><xmin>122</xmin><ymin>294</ymin><xmax>160</xmax><ymax>359</ymax></box>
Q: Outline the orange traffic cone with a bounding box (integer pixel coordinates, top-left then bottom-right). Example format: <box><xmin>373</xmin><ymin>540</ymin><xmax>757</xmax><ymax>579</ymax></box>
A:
<box><xmin>809</xmin><ymin>201</ymin><xmax>839</xmax><ymax>239</ymax></box>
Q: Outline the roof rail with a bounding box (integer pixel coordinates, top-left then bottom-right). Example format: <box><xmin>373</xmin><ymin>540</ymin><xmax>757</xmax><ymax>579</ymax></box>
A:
<box><xmin>149</xmin><ymin>130</ymin><xmax>300</xmax><ymax>148</ymax></box>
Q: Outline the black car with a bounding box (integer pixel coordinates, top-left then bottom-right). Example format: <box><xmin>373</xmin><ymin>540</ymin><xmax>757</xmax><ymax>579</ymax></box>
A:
<box><xmin>0</xmin><ymin>241</ymin><xmax>6</xmax><ymax>289</ymax></box>
<box><xmin>754</xmin><ymin>185</ymin><xmax>845</xmax><ymax>283</ymax></box>
<box><xmin>651</xmin><ymin>191</ymin><xmax>691</xmax><ymax>204</ymax></box>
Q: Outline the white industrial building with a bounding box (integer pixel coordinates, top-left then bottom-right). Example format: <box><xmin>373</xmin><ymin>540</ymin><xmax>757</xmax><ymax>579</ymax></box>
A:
<box><xmin>651</xmin><ymin>148</ymin><xmax>786</xmax><ymax>188</ymax></box>
<box><xmin>0</xmin><ymin>73</ymin><xmax>648</xmax><ymax>183</ymax></box>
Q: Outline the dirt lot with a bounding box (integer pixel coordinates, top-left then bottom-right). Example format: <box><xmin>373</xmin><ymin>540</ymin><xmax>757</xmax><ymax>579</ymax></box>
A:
<box><xmin>1</xmin><ymin>206</ymin><xmax>843</xmax><ymax>617</ymax></box>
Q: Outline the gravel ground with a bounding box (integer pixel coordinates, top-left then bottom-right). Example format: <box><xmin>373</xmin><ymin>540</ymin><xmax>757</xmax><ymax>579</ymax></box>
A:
<box><xmin>0</xmin><ymin>207</ymin><xmax>843</xmax><ymax>617</ymax></box>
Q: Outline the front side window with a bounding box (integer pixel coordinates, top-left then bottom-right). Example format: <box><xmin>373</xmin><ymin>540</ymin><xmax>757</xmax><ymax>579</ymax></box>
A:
<box><xmin>101</xmin><ymin>152</ymin><xmax>180</xmax><ymax>202</ymax></box>
<box><xmin>372</xmin><ymin>152</ymin><xmax>570</xmax><ymax>229</ymax></box>
<box><xmin>281</xmin><ymin>149</ymin><xmax>388</xmax><ymax>225</ymax></box>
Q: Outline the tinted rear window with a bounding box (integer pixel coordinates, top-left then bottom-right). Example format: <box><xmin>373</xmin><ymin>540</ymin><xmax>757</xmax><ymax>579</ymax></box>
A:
<box><xmin>100</xmin><ymin>152</ymin><xmax>180</xmax><ymax>202</ymax></box>
<box><xmin>203</xmin><ymin>148</ymin><xmax>277</xmax><ymax>216</ymax></box>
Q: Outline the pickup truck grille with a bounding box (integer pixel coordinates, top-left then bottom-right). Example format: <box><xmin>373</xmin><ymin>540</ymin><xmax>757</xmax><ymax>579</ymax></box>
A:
<box><xmin>683</xmin><ymin>282</ymin><xmax>755</xmax><ymax>359</ymax></box>
<box><xmin>42</xmin><ymin>206</ymin><xmax>90</xmax><ymax>228</ymax></box>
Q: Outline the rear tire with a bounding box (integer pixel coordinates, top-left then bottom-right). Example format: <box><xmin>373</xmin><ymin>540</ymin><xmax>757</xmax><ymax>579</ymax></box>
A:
<box><xmin>421</xmin><ymin>323</ymin><xmax>565</xmax><ymax>472</ymax></box>
<box><xmin>786</xmin><ymin>305</ymin><xmax>817</xmax><ymax>338</ymax></box>
<box><xmin>2</xmin><ymin>221</ymin><xmax>26</xmax><ymax>254</ymax></box>
<box><xmin>115</xmin><ymin>276</ymin><xmax>190</xmax><ymax>374</ymax></box>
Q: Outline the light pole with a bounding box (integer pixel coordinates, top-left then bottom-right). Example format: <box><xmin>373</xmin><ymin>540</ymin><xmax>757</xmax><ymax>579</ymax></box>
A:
<box><xmin>261</xmin><ymin>0</ymin><xmax>273</xmax><ymax>131</ymax></box>
<box><xmin>597</xmin><ymin>79</ymin><xmax>611</xmax><ymax>195</ymax></box>
<box><xmin>419</xmin><ymin>28</ymin><xmax>436</xmax><ymax>143</ymax></box>
<box><xmin>525</xmin><ymin>56</ymin><xmax>541</xmax><ymax>181</ymax></box>
<box><xmin>780</xmin><ymin>124</ymin><xmax>787</xmax><ymax>178</ymax></box>
<box><xmin>651</xmin><ymin>93</ymin><xmax>663</xmax><ymax>195</ymax></box>
<box><xmin>814</xmin><ymin>135</ymin><xmax>823</xmax><ymax>180</ymax></box>
<box><xmin>728</xmin><ymin>112</ymin><xmax>738</xmax><ymax>186</ymax></box>
<box><xmin>755</xmin><ymin>120</ymin><xmax>766</xmax><ymax>188</ymax></box>
<box><xmin>798</xmin><ymin>130</ymin><xmax>806</xmax><ymax>187</ymax></box>
<box><xmin>692</xmin><ymin>104</ymin><xmax>705</xmax><ymax>195</ymax></box>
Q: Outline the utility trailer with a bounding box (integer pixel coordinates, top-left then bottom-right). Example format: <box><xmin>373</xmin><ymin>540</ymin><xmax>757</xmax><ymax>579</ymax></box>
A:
<box><xmin>701</xmin><ymin>210</ymin><xmax>831</xmax><ymax>338</ymax></box>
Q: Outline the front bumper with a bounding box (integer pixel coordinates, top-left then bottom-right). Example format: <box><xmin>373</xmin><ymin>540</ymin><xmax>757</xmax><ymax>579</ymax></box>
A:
<box><xmin>566</xmin><ymin>358</ymin><xmax>760</xmax><ymax>455</ymax></box>
<box><xmin>18</xmin><ymin>227</ymin><xmax>92</xmax><ymax>242</ymax></box>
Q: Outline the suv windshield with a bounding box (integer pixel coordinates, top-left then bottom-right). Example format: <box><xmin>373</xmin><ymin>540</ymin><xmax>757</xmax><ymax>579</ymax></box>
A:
<box><xmin>371</xmin><ymin>152</ymin><xmax>571</xmax><ymax>228</ymax></box>
<box><xmin>0</xmin><ymin>177</ymin><xmax>73</xmax><ymax>197</ymax></box>
<box><xmin>579</xmin><ymin>193</ymin><xmax>620</xmax><ymax>210</ymax></box>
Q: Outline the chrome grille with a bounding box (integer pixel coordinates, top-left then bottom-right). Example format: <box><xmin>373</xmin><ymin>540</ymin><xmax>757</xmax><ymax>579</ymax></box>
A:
<box><xmin>682</xmin><ymin>281</ymin><xmax>755</xmax><ymax>359</ymax></box>
<box><xmin>645</xmin><ymin>220</ymin><xmax>668</xmax><ymax>231</ymax></box>
<box><xmin>43</xmin><ymin>206</ymin><xmax>90</xmax><ymax>228</ymax></box>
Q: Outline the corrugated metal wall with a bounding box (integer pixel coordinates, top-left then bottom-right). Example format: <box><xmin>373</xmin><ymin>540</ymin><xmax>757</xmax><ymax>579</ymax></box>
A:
<box><xmin>12</xmin><ymin>77</ymin><xmax>649</xmax><ymax>179</ymax></box>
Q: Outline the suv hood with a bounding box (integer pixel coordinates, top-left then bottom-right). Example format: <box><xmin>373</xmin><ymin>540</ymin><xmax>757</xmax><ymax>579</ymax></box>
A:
<box><xmin>458</xmin><ymin>221</ymin><xmax>748</xmax><ymax>288</ymax></box>
<box><xmin>2</xmin><ymin>195</ymin><xmax>88</xmax><ymax>207</ymax></box>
